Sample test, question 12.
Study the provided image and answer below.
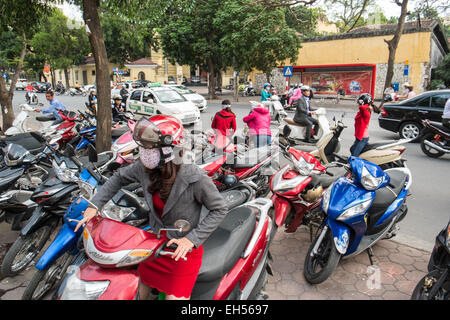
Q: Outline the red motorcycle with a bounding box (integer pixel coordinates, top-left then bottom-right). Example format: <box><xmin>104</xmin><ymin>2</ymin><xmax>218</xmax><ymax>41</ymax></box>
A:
<box><xmin>46</xmin><ymin>110</ymin><xmax>80</xmax><ymax>150</ymax></box>
<box><xmin>56</xmin><ymin>189</ymin><xmax>274</xmax><ymax>300</ymax></box>
<box><xmin>270</xmin><ymin>147</ymin><xmax>348</xmax><ymax>238</ymax></box>
<box><xmin>193</xmin><ymin>131</ymin><xmax>279</xmax><ymax>197</ymax></box>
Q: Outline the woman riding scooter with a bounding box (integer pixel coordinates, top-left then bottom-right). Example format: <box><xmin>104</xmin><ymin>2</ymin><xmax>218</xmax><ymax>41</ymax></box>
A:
<box><xmin>75</xmin><ymin>115</ymin><xmax>228</xmax><ymax>300</ymax></box>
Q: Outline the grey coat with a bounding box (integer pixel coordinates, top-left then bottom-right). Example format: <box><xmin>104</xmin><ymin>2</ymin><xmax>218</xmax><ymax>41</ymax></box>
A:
<box><xmin>91</xmin><ymin>161</ymin><xmax>228</xmax><ymax>248</ymax></box>
<box><xmin>293</xmin><ymin>96</ymin><xmax>315</xmax><ymax>124</ymax></box>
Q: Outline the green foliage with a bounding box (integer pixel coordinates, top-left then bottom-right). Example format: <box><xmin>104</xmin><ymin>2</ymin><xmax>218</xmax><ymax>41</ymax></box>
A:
<box><xmin>99</xmin><ymin>8</ymin><xmax>157</xmax><ymax>65</ymax></box>
<box><xmin>433</xmin><ymin>54</ymin><xmax>450</xmax><ymax>86</ymax></box>
<box><xmin>0</xmin><ymin>31</ymin><xmax>24</xmax><ymax>71</ymax></box>
<box><xmin>30</xmin><ymin>8</ymin><xmax>90</xmax><ymax>72</ymax></box>
<box><xmin>159</xmin><ymin>0</ymin><xmax>301</xmax><ymax>76</ymax></box>
<box><xmin>285</xmin><ymin>6</ymin><xmax>323</xmax><ymax>37</ymax></box>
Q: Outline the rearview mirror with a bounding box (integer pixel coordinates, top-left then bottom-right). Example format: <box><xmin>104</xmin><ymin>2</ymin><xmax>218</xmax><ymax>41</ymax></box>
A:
<box><xmin>88</xmin><ymin>144</ymin><xmax>98</xmax><ymax>163</ymax></box>
<box><xmin>64</xmin><ymin>144</ymin><xmax>76</xmax><ymax>157</ymax></box>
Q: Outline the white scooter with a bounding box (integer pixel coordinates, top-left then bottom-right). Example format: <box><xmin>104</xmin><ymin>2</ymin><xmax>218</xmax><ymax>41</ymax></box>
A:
<box><xmin>69</xmin><ymin>87</ymin><xmax>87</xmax><ymax>97</ymax></box>
<box><xmin>278</xmin><ymin>107</ymin><xmax>331</xmax><ymax>148</ymax></box>
<box><xmin>4</xmin><ymin>104</ymin><xmax>59</xmax><ymax>136</ymax></box>
<box><xmin>250</xmin><ymin>94</ymin><xmax>288</xmax><ymax>124</ymax></box>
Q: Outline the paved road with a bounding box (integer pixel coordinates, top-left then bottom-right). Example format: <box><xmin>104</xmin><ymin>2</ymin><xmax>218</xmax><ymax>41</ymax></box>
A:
<box><xmin>9</xmin><ymin>89</ymin><xmax>450</xmax><ymax>250</ymax></box>
<box><xmin>0</xmin><ymin>88</ymin><xmax>446</xmax><ymax>300</ymax></box>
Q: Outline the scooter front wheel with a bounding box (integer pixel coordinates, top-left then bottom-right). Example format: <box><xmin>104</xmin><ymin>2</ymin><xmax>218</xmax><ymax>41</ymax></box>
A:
<box><xmin>22</xmin><ymin>252</ymin><xmax>74</xmax><ymax>300</ymax></box>
<box><xmin>411</xmin><ymin>269</ymin><xmax>450</xmax><ymax>300</ymax></box>
<box><xmin>1</xmin><ymin>225</ymin><xmax>53</xmax><ymax>277</ymax></box>
<box><xmin>304</xmin><ymin>226</ymin><xmax>341</xmax><ymax>284</ymax></box>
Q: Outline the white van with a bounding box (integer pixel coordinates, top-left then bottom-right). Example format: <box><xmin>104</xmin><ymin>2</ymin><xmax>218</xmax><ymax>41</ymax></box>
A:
<box><xmin>125</xmin><ymin>84</ymin><xmax>200</xmax><ymax>126</ymax></box>
<box><xmin>163</xmin><ymin>84</ymin><xmax>207</xmax><ymax>112</ymax></box>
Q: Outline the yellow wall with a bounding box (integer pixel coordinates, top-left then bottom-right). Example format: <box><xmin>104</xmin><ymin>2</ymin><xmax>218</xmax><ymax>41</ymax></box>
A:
<box><xmin>292</xmin><ymin>32</ymin><xmax>432</xmax><ymax>94</ymax></box>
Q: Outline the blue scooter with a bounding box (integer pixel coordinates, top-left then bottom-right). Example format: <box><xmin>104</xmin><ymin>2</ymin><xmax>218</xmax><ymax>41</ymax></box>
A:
<box><xmin>303</xmin><ymin>156</ymin><xmax>412</xmax><ymax>284</ymax></box>
<box><xmin>20</xmin><ymin>145</ymin><xmax>102</xmax><ymax>300</ymax></box>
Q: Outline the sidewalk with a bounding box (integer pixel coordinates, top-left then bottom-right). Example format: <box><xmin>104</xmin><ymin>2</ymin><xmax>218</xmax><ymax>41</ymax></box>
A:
<box><xmin>0</xmin><ymin>221</ymin><xmax>431</xmax><ymax>300</ymax></box>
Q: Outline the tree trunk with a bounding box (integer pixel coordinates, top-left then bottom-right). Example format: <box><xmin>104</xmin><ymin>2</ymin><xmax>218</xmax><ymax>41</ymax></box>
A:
<box><xmin>384</xmin><ymin>0</ymin><xmax>409</xmax><ymax>93</ymax></box>
<box><xmin>64</xmin><ymin>68</ymin><xmax>70</xmax><ymax>89</ymax></box>
<box><xmin>82</xmin><ymin>0</ymin><xmax>112</xmax><ymax>153</ymax></box>
<box><xmin>0</xmin><ymin>38</ymin><xmax>27</xmax><ymax>131</ymax></box>
<box><xmin>207</xmin><ymin>58</ymin><xmax>217</xmax><ymax>100</ymax></box>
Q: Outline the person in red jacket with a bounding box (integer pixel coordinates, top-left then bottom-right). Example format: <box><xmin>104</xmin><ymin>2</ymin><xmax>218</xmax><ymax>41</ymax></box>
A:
<box><xmin>350</xmin><ymin>93</ymin><xmax>374</xmax><ymax>157</ymax></box>
<box><xmin>211</xmin><ymin>99</ymin><xmax>236</xmax><ymax>137</ymax></box>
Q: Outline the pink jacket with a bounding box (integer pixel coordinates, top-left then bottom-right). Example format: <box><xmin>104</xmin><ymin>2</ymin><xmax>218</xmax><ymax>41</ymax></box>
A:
<box><xmin>243</xmin><ymin>107</ymin><xmax>271</xmax><ymax>136</ymax></box>
<box><xmin>289</xmin><ymin>88</ymin><xmax>302</xmax><ymax>105</ymax></box>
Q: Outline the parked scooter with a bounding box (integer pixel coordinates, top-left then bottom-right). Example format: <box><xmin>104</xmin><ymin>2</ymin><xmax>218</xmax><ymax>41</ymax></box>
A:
<box><xmin>420</xmin><ymin>119</ymin><xmax>450</xmax><ymax>158</ymax></box>
<box><xmin>4</xmin><ymin>104</ymin><xmax>57</xmax><ymax>136</ymax></box>
<box><xmin>295</xmin><ymin>114</ymin><xmax>411</xmax><ymax>169</ymax></box>
<box><xmin>303</xmin><ymin>157</ymin><xmax>412</xmax><ymax>284</ymax></box>
<box><xmin>191</xmin><ymin>130</ymin><xmax>279</xmax><ymax>197</ymax></box>
<box><xmin>270</xmin><ymin>147</ymin><xmax>348</xmax><ymax>239</ymax></box>
<box><xmin>0</xmin><ymin>144</ymin><xmax>116</xmax><ymax>277</ymax></box>
<box><xmin>242</xmin><ymin>85</ymin><xmax>256</xmax><ymax>97</ymax></box>
<box><xmin>411</xmin><ymin>220</ymin><xmax>450</xmax><ymax>300</ymax></box>
<box><xmin>56</xmin><ymin>191</ymin><xmax>273</xmax><ymax>300</ymax></box>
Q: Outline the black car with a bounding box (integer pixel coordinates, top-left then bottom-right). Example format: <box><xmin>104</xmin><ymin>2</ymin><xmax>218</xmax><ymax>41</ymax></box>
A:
<box><xmin>31</xmin><ymin>81</ymin><xmax>47</xmax><ymax>93</ymax></box>
<box><xmin>132</xmin><ymin>80</ymin><xmax>150</xmax><ymax>88</ymax></box>
<box><xmin>378</xmin><ymin>90</ymin><xmax>450</xmax><ymax>141</ymax></box>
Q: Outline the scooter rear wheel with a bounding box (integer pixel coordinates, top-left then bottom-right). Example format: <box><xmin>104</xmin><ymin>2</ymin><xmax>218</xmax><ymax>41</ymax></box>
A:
<box><xmin>420</xmin><ymin>133</ymin><xmax>445</xmax><ymax>158</ymax></box>
<box><xmin>304</xmin><ymin>227</ymin><xmax>341</xmax><ymax>284</ymax></box>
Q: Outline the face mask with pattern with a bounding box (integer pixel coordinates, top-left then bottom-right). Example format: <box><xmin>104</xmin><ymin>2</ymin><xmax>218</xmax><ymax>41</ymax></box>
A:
<box><xmin>139</xmin><ymin>147</ymin><xmax>174</xmax><ymax>169</ymax></box>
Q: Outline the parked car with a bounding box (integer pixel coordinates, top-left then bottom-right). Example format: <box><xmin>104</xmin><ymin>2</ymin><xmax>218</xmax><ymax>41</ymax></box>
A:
<box><xmin>31</xmin><ymin>81</ymin><xmax>47</xmax><ymax>93</ymax></box>
<box><xmin>378</xmin><ymin>90</ymin><xmax>450</xmax><ymax>141</ymax></box>
<box><xmin>132</xmin><ymin>80</ymin><xmax>150</xmax><ymax>88</ymax></box>
<box><xmin>125</xmin><ymin>84</ymin><xmax>200</xmax><ymax>126</ymax></box>
<box><xmin>84</xmin><ymin>84</ymin><xmax>96</xmax><ymax>92</ymax></box>
<box><xmin>164</xmin><ymin>84</ymin><xmax>207</xmax><ymax>112</ymax></box>
<box><xmin>111</xmin><ymin>82</ymin><xmax>132</xmax><ymax>97</ymax></box>
<box><xmin>191</xmin><ymin>76</ymin><xmax>201</xmax><ymax>83</ymax></box>
<box><xmin>167</xmin><ymin>76</ymin><xmax>176</xmax><ymax>85</ymax></box>
<box><xmin>15</xmin><ymin>79</ymin><xmax>28</xmax><ymax>90</ymax></box>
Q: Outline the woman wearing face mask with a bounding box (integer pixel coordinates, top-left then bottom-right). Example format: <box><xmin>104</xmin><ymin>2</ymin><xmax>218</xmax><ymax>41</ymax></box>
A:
<box><xmin>74</xmin><ymin>115</ymin><xmax>228</xmax><ymax>300</ymax></box>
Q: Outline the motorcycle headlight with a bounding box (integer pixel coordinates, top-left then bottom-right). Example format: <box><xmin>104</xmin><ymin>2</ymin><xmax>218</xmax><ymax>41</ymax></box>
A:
<box><xmin>59</xmin><ymin>268</ymin><xmax>109</xmax><ymax>300</ymax></box>
<box><xmin>337</xmin><ymin>198</ymin><xmax>372</xmax><ymax>221</ymax></box>
<box><xmin>291</xmin><ymin>154</ymin><xmax>315</xmax><ymax>176</ymax></box>
<box><xmin>78</xmin><ymin>181</ymin><xmax>95</xmax><ymax>199</ymax></box>
<box><xmin>101</xmin><ymin>200</ymin><xmax>135</xmax><ymax>221</ymax></box>
<box><xmin>360</xmin><ymin>166</ymin><xmax>383</xmax><ymax>190</ymax></box>
<box><xmin>321</xmin><ymin>186</ymin><xmax>332</xmax><ymax>214</ymax></box>
<box><xmin>53</xmin><ymin>160</ymin><xmax>78</xmax><ymax>183</ymax></box>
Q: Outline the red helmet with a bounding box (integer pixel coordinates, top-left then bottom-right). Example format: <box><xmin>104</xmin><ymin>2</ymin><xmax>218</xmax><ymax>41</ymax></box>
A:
<box><xmin>132</xmin><ymin>115</ymin><xmax>184</xmax><ymax>149</ymax></box>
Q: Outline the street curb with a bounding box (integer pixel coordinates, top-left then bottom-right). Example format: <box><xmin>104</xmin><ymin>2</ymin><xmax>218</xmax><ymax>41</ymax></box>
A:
<box><xmin>392</xmin><ymin>233</ymin><xmax>434</xmax><ymax>253</ymax></box>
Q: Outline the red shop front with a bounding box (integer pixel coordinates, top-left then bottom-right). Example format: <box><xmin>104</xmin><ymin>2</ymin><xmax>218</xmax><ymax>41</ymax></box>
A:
<box><xmin>281</xmin><ymin>64</ymin><xmax>376</xmax><ymax>97</ymax></box>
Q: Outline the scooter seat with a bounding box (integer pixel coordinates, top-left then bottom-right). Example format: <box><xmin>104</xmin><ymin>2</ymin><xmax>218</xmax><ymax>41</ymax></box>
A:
<box><xmin>79</xmin><ymin>153</ymin><xmax>112</xmax><ymax>168</ymax></box>
<box><xmin>111</xmin><ymin>126</ymin><xmax>128</xmax><ymax>139</ymax></box>
<box><xmin>36</xmin><ymin>115</ymin><xmax>56</xmax><ymax>122</ymax></box>
<box><xmin>0</xmin><ymin>132</ymin><xmax>45</xmax><ymax>155</ymax></box>
<box><xmin>232</xmin><ymin>145</ymin><xmax>273</xmax><ymax>169</ymax></box>
<box><xmin>196</xmin><ymin>206</ymin><xmax>256</xmax><ymax>283</ymax></box>
<box><xmin>284</xmin><ymin>117</ymin><xmax>305</xmax><ymax>127</ymax></box>
<box><xmin>366</xmin><ymin>170</ymin><xmax>407</xmax><ymax>234</ymax></box>
<box><xmin>360</xmin><ymin>142</ymin><xmax>391</xmax><ymax>153</ymax></box>
<box><xmin>311</xmin><ymin>167</ymin><xmax>347</xmax><ymax>189</ymax></box>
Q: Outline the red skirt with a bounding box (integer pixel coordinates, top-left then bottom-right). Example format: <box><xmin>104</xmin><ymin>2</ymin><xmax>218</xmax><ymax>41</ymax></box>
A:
<box><xmin>137</xmin><ymin>193</ymin><xmax>203</xmax><ymax>298</ymax></box>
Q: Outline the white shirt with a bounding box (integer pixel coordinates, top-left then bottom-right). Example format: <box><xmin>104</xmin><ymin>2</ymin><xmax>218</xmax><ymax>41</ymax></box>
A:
<box><xmin>443</xmin><ymin>98</ymin><xmax>450</xmax><ymax>119</ymax></box>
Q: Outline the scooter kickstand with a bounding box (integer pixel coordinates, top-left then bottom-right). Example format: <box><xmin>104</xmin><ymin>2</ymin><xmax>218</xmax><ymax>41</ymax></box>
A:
<box><xmin>367</xmin><ymin>247</ymin><xmax>374</xmax><ymax>265</ymax></box>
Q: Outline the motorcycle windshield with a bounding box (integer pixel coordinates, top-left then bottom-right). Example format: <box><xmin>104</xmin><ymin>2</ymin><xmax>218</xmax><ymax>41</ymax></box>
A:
<box><xmin>5</xmin><ymin>144</ymin><xmax>32</xmax><ymax>166</ymax></box>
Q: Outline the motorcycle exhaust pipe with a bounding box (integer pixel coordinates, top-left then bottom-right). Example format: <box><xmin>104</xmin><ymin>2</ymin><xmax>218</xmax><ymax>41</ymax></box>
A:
<box><xmin>423</xmin><ymin>140</ymin><xmax>450</xmax><ymax>153</ymax></box>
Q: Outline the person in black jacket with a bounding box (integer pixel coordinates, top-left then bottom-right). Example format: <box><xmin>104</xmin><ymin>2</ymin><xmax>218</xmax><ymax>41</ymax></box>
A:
<box><xmin>292</xmin><ymin>85</ymin><xmax>319</xmax><ymax>143</ymax></box>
